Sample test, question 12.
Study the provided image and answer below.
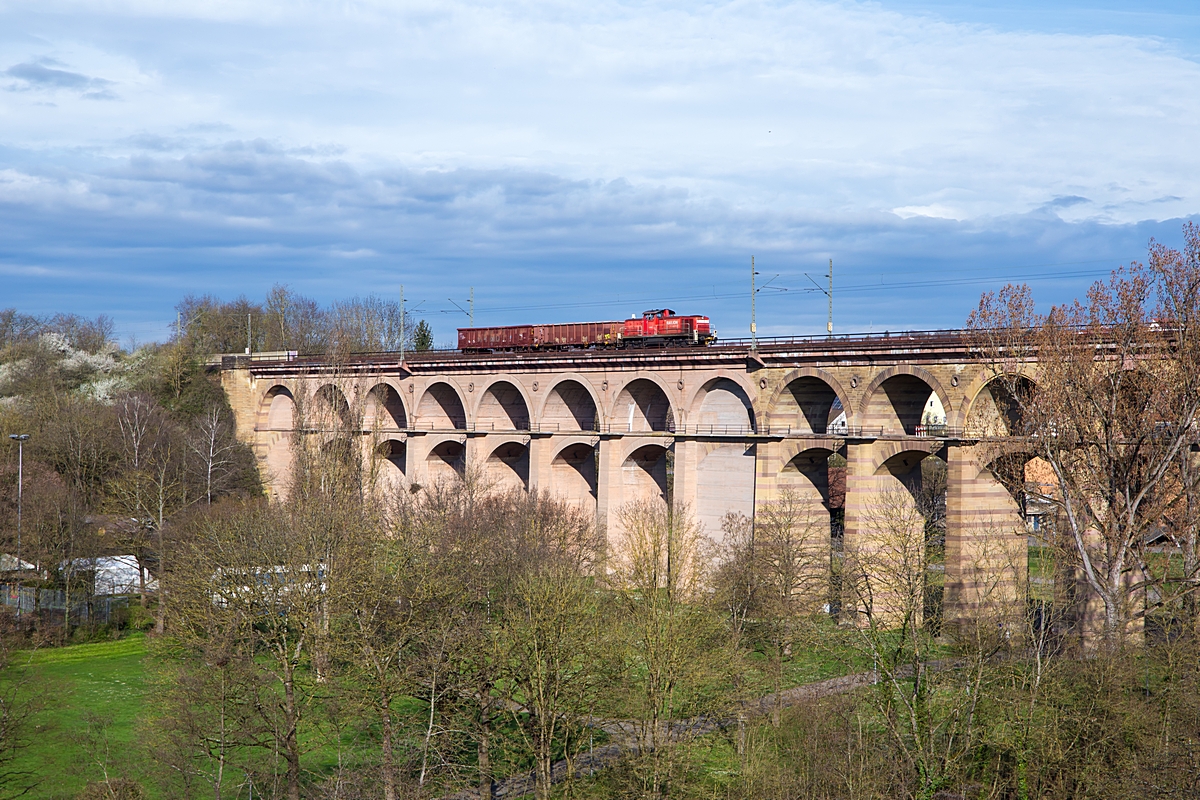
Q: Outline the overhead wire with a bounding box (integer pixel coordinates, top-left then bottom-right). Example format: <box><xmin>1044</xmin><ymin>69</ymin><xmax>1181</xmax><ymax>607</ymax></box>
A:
<box><xmin>432</xmin><ymin>257</ymin><xmax>1129</xmax><ymax>316</ymax></box>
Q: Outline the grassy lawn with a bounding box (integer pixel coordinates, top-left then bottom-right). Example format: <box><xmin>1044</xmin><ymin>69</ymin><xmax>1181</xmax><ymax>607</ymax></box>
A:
<box><xmin>0</xmin><ymin>624</ymin><xmax>873</xmax><ymax>799</ymax></box>
<box><xmin>6</xmin><ymin>635</ymin><xmax>150</xmax><ymax>800</ymax></box>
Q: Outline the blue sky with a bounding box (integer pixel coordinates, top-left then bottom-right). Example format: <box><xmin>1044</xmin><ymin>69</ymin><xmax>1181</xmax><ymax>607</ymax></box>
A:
<box><xmin>1</xmin><ymin>0</ymin><xmax>1198</xmax><ymax>346</ymax></box>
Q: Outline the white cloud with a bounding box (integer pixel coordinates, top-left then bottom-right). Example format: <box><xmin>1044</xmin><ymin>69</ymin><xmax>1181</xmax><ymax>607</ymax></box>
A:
<box><xmin>0</xmin><ymin>1</ymin><xmax>1194</xmax><ymax>227</ymax></box>
<box><xmin>892</xmin><ymin>204</ymin><xmax>964</xmax><ymax>220</ymax></box>
<box><xmin>0</xmin><ymin>1</ymin><xmax>1198</xmax><ymax>339</ymax></box>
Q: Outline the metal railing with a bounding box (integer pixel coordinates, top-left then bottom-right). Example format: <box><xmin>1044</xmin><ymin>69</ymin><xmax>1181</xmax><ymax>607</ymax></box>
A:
<box><xmin>222</xmin><ymin>328</ymin><xmax>984</xmax><ymax>368</ymax></box>
<box><xmin>354</xmin><ymin>422</ymin><xmax>969</xmax><ymax>439</ymax></box>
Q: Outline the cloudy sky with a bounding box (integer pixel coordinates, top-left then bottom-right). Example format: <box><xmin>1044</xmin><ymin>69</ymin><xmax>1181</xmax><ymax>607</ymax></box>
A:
<box><xmin>2</xmin><ymin>0</ymin><xmax>1198</xmax><ymax>345</ymax></box>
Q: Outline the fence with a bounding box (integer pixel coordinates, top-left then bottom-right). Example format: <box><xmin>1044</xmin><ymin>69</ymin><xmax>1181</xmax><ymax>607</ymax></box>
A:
<box><xmin>0</xmin><ymin>584</ymin><xmax>132</xmax><ymax>625</ymax></box>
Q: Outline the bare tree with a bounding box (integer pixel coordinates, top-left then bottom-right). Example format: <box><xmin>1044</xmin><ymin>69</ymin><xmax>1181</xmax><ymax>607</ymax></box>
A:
<box><xmin>968</xmin><ymin>223</ymin><xmax>1200</xmax><ymax>643</ymax></box>
<box><xmin>172</xmin><ymin>501</ymin><xmax>327</xmax><ymax>800</ymax></box>
<box><xmin>188</xmin><ymin>404</ymin><xmax>240</xmax><ymax>506</ymax></box>
<box><xmin>263</xmin><ymin>284</ymin><xmax>327</xmax><ymax>354</ymax></box>
<box><xmin>0</xmin><ymin>639</ymin><xmax>47</xmax><ymax>799</ymax></box>
<box><xmin>328</xmin><ymin>503</ymin><xmax>432</xmax><ymax>800</ymax></box>
<box><xmin>610</xmin><ymin>500</ymin><xmax>736</xmax><ymax>800</ymax></box>
<box><xmin>108</xmin><ymin>394</ymin><xmax>185</xmax><ymax>609</ymax></box>
<box><xmin>749</xmin><ymin>489</ymin><xmax>830</xmax><ymax>727</ymax></box>
<box><xmin>842</xmin><ymin>485</ymin><xmax>1012</xmax><ymax>800</ymax></box>
<box><xmin>493</xmin><ymin>498</ymin><xmax>607</xmax><ymax>799</ymax></box>
<box><xmin>146</xmin><ymin>641</ymin><xmax>267</xmax><ymax>800</ymax></box>
<box><xmin>36</xmin><ymin>398</ymin><xmax>119</xmax><ymax>507</ymax></box>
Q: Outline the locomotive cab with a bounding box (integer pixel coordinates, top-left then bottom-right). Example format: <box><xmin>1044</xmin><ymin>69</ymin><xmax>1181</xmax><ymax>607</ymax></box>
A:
<box><xmin>621</xmin><ymin>309</ymin><xmax>715</xmax><ymax>347</ymax></box>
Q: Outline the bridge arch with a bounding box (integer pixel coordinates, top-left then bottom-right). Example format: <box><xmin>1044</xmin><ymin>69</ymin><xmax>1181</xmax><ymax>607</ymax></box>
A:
<box><xmin>425</xmin><ymin>438</ymin><xmax>466</xmax><ymax>484</ymax></box>
<box><xmin>550</xmin><ymin>440</ymin><xmax>598</xmax><ymax>510</ymax></box>
<box><xmin>473</xmin><ymin>379</ymin><xmax>532</xmax><ymax>432</ymax></box>
<box><xmin>484</xmin><ymin>438</ymin><xmax>530</xmax><ymax>491</ymax></box>
<box><xmin>861</xmin><ymin>366</ymin><xmax>951</xmax><ymax>436</ymax></box>
<box><xmin>538</xmin><ymin>376</ymin><xmax>601</xmax><ymax>432</ymax></box>
<box><xmin>309</xmin><ymin>383</ymin><xmax>353</xmax><ymax>430</ymax></box>
<box><xmin>765</xmin><ymin>368</ymin><xmax>852</xmax><ymax>434</ymax></box>
<box><xmin>610</xmin><ymin>376</ymin><xmax>676</xmax><ymax>433</ymax></box>
<box><xmin>686</xmin><ymin>376</ymin><xmax>756</xmax><ymax>434</ymax></box>
<box><xmin>363</xmin><ymin>382</ymin><xmax>407</xmax><ymax>432</ymax></box>
<box><xmin>961</xmin><ymin>373</ymin><xmax>1037</xmax><ymax>438</ymax></box>
<box><xmin>260</xmin><ymin>384</ymin><xmax>296</xmax><ymax>431</ymax></box>
<box><xmin>779</xmin><ymin>446</ymin><xmax>838</xmax><ymax>508</ymax></box>
<box><xmin>258</xmin><ymin>385</ymin><xmax>296</xmax><ymax>496</ymax></box>
<box><xmin>372</xmin><ymin>438</ymin><xmax>407</xmax><ymax>493</ymax></box>
<box><xmin>415</xmin><ymin>381</ymin><xmax>468</xmax><ymax>430</ymax></box>
<box><xmin>622</xmin><ymin>443</ymin><xmax>670</xmax><ymax>506</ymax></box>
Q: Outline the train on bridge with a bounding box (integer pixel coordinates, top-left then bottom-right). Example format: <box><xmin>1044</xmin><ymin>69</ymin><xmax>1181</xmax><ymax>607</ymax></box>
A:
<box><xmin>457</xmin><ymin>309</ymin><xmax>716</xmax><ymax>353</ymax></box>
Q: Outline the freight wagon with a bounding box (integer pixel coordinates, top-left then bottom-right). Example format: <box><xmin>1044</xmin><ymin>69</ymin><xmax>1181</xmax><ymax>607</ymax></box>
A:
<box><xmin>458</xmin><ymin>309</ymin><xmax>716</xmax><ymax>352</ymax></box>
<box><xmin>457</xmin><ymin>321</ymin><xmax>623</xmax><ymax>352</ymax></box>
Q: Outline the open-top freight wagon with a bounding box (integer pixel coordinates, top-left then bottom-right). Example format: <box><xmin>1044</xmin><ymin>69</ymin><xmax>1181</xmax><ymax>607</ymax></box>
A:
<box><xmin>458</xmin><ymin>309</ymin><xmax>716</xmax><ymax>353</ymax></box>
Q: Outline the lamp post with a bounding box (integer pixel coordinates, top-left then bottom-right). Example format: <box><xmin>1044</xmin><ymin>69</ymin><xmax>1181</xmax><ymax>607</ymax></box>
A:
<box><xmin>8</xmin><ymin>434</ymin><xmax>28</xmax><ymax>570</ymax></box>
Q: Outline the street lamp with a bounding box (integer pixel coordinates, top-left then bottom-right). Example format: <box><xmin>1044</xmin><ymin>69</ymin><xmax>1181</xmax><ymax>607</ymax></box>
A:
<box><xmin>8</xmin><ymin>434</ymin><xmax>28</xmax><ymax>571</ymax></box>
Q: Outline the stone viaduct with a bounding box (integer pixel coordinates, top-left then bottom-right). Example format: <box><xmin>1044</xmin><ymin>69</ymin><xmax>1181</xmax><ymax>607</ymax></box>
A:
<box><xmin>217</xmin><ymin>330</ymin><xmax>1032</xmax><ymax>621</ymax></box>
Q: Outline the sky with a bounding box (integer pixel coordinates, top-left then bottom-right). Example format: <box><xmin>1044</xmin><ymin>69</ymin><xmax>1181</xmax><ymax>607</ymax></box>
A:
<box><xmin>1</xmin><ymin>0</ymin><xmax>1198</xmax><ymax>346</ymax></box>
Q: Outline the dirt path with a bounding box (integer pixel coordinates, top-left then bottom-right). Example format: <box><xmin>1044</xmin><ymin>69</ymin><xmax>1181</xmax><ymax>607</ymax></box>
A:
<box><xmin>447</xmin><ymin>668</ymin><xmax>879</xmax><ymax>799</ymax></box>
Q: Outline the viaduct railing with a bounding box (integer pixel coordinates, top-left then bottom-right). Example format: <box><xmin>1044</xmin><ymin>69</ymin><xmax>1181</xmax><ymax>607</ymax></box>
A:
<box><xmin>322</xmin><ymin>422</ymin><xmax>973</xmax><ymax>439</ymax></box>
<box><xmin>216</xmin><ymin>328</ymin><xmax>983</xmax><ymax>369</ymax></box>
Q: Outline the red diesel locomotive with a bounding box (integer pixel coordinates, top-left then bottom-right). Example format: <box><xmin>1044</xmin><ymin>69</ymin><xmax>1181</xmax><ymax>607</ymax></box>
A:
<box><xmin>457</xmin><ymin>309</ymin><xmax>716</xmax><ymax>353</ymax></box>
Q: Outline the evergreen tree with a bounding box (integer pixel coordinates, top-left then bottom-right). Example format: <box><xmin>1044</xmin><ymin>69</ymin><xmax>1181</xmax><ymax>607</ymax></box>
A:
<box><xmin>413</xmin><ymin>320</ymin><xmax>434</xmax><ymax>351</ymax></box>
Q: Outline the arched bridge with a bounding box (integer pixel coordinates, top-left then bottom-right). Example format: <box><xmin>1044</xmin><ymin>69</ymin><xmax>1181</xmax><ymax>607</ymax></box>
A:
<box><xmin>218</xmin><ymin>330</ymin><xmax>1035</xmax><ymax>621</ymax></box>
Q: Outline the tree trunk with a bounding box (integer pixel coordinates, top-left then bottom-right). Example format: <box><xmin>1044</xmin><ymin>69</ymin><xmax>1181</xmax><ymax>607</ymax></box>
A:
<box><xmin>63</xmin><ymin>571</ymin><xmax>72</xmax><ymax>645</ymax></box>
<box><xmin>283</xmin><ymin>669</ymin><xmax>302</xmax><ymax>800</ymax></box>
<box><xmin>137</xmin><ymin>545</ymin><xmax>147</xmax><ymax>608</ymax></box>
<box><xmin>154</xmin><ymin>527</ymin><xmax>165</xmax><ymax>635</ymax></box>
<box><xmin>478</xmin><ymin>697</ymin><xmax>493</xmax><ymax>800</ymax></box>
<box><xmin>379</xmin><ymin>688</ymin><xmax>397</xmax><ymax>800</ymax></box>
<box><xmin>772</xmin><ymin>642</ymin><xmax>783</xmax><ymax>729</ymax></box>
<box><xmin>419</xmin><ymin>671</ymin><xmax>438</xmax><ymax>787</ymax></box>
<box><xmin>215</xmin><ymin>668</ymin><xmax>228</xmax><ymax>800</ymax></box>
<box><xmin>535</xmin><ymin>724</ymin><xmax>552</xmax><ymax>800</ymax></box>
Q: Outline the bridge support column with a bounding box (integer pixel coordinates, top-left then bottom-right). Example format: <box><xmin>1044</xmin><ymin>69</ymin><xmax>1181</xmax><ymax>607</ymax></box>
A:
<box><xmin>944</xmin><ymin>443</ymin><xmax>1027</xmax><ymax>629</ymax></box>
<box><xmin>405</xmin><ymin>434</ymin><xmax>429</xmax><ymax>488</ymax></box>
<box><xmin>841</xmin><ymin>441</ymin><xmax>881</xmax><ymax>624</ymax></box>
<box><xmin>841</xmin><ymin>440</ymin><xmax>936</xmax><ymax>626</ymax></box>
<box><xmin>528</xmin><ymin>436</ymin><xmax>548</xmax><ymax>494</ymax></box>
<box><xmin>671</xmin><ymin>438</ymin><xmax>698</xmax><ymax>522</ymax></box>
<box><xmin>595</xmin><ymin>437</ymin><xmax>619</xmax><ymax>555</ymax></box>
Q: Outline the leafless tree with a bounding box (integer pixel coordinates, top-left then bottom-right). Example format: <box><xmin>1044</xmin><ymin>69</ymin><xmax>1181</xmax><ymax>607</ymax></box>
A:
<box><xmin>145</xmin><ymin>640</ymin><xmax>267</xmax><ymax>800</ymax></box>
<box><xmin>610</xmin><ymin>500</ymin><xmax>736</xmax><ymax>800</ymax></box>
<box><xmin>108</xmin><ymin>394</ymin><xmax>186</xmax><ymax>609</ymax></box>
<box><xmin>968</xmin><ymin>222</ymin><xmax>1200</xmax><ymax>643</ymax></box>
<box><xmin>188</xmin><ymin>404</ymin><xmax>240</xmax><ymax>506</ymax></box>
<box><xmin>493</xmin><ymin>500</ymin><xmax>607</xmax><ymax>799</ymax></box>
<box><xmin>172</xmin><ymin>501</ymin><xmax>328</xmax><ymax>800</ymax></box>
<box><xmin>747</xmin><ymin>489</ymin><xmax>830</xmax><ymax>727</ymax></box>
<box><xmin>842</xmin><ymin>486</ymin><xmax>1016</xmax><ymax>800</ymax></box>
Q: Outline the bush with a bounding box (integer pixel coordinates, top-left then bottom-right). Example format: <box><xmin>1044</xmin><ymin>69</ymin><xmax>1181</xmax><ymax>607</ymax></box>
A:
<box><xmin>75</xmin><ymin>779</ymin><xmax>148</xmax><ymax>800</ymax></box>
<box><xmin>125</xmin><ymin>604</ymin><xmax>155</xmax><ymax>632</ymax></box>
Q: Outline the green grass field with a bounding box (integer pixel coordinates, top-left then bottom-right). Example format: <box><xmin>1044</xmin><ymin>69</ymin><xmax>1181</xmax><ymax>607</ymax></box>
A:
<box><xmin>0</xmin><ymin>627</ymin><xmax>869</xmax><ymax>799</ymax></box>
<box><xmin>6</xmin><ymin>635</ymin><xmax>150</xmax><ymax>800</ymax></box>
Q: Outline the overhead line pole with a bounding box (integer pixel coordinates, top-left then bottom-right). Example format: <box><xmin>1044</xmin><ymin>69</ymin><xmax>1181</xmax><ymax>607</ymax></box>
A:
<box><xmin>751</xmin><ymin>256</ymin><xmax>757</xmax><ymax>351</ymax></box>
<box><xmin>828</xmin><ymin>258</ymin><xmax>833</xmax><ymax>336</ymax></box>
<box><xmin>806</xmin><ymin>257</ymin><xmax>835</xmax><ymax>338</ymax></box>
